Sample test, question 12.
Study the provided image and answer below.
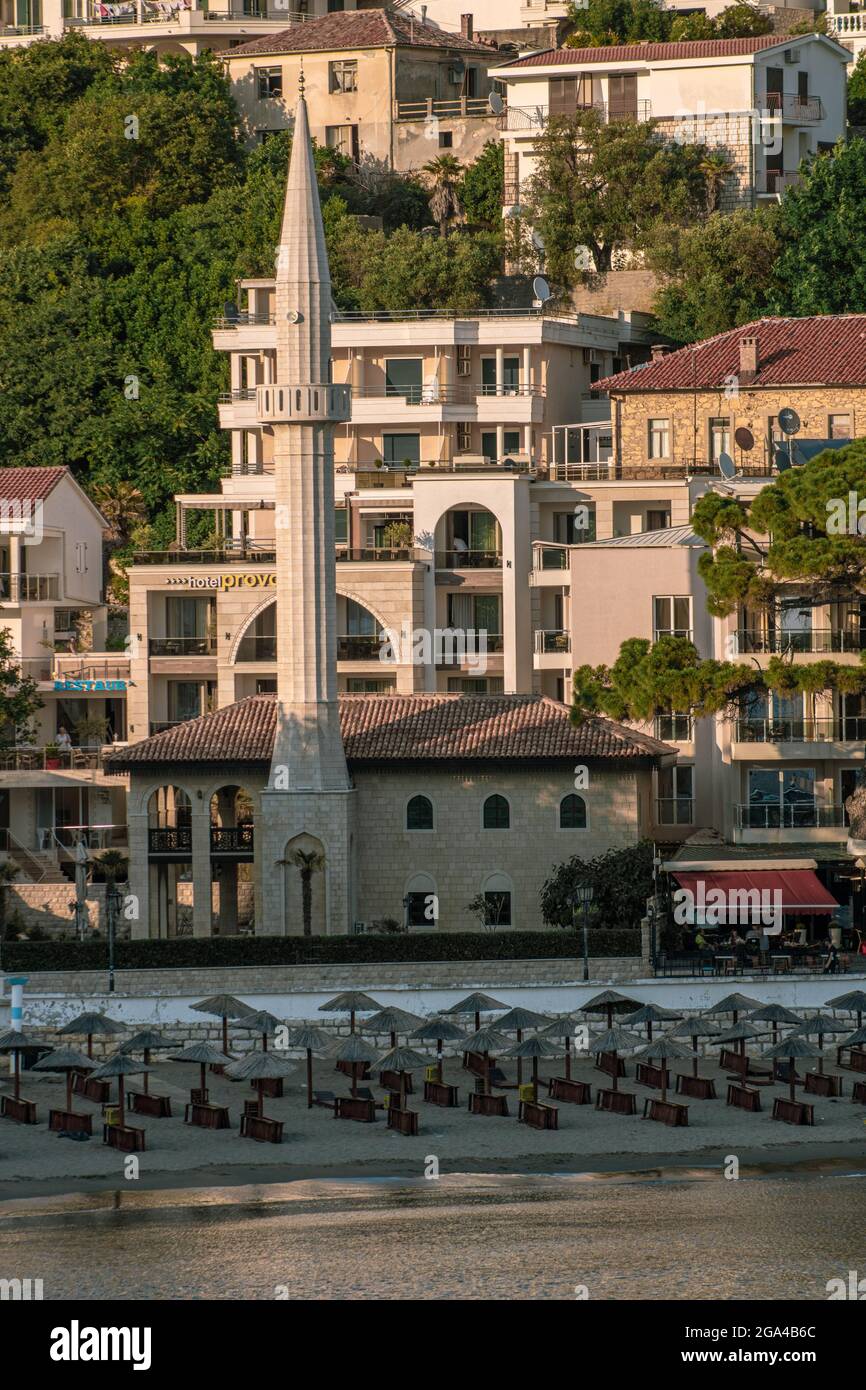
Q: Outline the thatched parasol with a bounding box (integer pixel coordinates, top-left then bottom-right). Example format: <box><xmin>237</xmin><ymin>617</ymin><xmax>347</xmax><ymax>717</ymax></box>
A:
<box><xmin>375</xmin><ymin>1045</ymin><xmax>432</xmax><ymax>1111</ymax></box>
<box><xmin>441</xmin><ymin>992</ymin><xmax>506</xmax><ymax>1034</ymax></box>
<box><xmin>494</xmin><ymin>1006</ymin><xmax>551</xmax><ymax>1086</ymax></box>
<box><xmin>225</xmin><ymin>1049</ymin><xmax>295</xmax><ymax>1116</ymax></box>
<box><xmin>746</xmin><ymin>1003</ymin><xmax>801</xmax><ymax>1049</ymax></box>
<box><xmin>502</xmin><ymin>1032</ymin><xmax>560</xmax><ymax>1102</ymax></box>
<box><xmin>764</xmin><ymin>1035</ymin><xmax>823</xmax><ymax>1102</ymax></box>
<box><xmin>707</xmin><ymin>993</ymin><xmax>763</xmax><ymax>1026</ymax></box>
<box><xmin>0</xmin><ymin>1028</ymin><xmax>35</xmax><ymax>1102</ymax></box>
<box><xmin>541</xmin><ymin>1015</ymin><xmax>582</xmax><ymax>1080</ymax></box>
<box><xmin>669</xmin><ymin>1016</ymin><xmax>720</xmax><ymax>1078</ymax></box>
<box><xmin>576</xmin><ymin>990</ymin><xmax>639</xmax><ymax>1030</ymax></box>
<box><xmin>826</xmin><ymin>989</ymin><xmax>866</xmax><ymax>1030</ymax></box>
<box><xmin>318</xmin><ymin>992</ymin><xmax>381</xmax><ymax>1034</ymax></box>
<box><xmin>589</xmin><ymin>1027</ymin><xmax>643</xmax><ymax>1092</ymax></box>
<box><xmin>286</xmin><ymin>1024</ymin><xmax>336</xmax><ymax>1108</ymax></box>
<box><xmin>621</xmin><ymin>1003</ymin><xmax>682</xmax><ymax>1043</ymax></box>
<box><xmin>89</xmin><ymin>1051</ymin><xmax>152</xmax><ymax>1128</ymax></box>
<box><xmin>190</xmin><ymin>995</ymin><xmax>254</xmax><ymax>1056</ymax></box>
<box><xmin>790</xmin><ymin>1013</ymin><xmax>850</xmax><ymax>1074</ymax></box>
<box><xmin>169</xmin><ymin>1041</ymin><xmax>232</xmax><ymax>1102</ymax></box>
<box><xmin>236</xmin><ymin>1009</ymin><xmax>283</xmax><ymax>1053</ymax></box>
<box><xmin>634</xmin><ymin>1037</ymin><xmax>691</xmax><ymax>1102</ymax></box>
<box><xmin>461</xmin><ymin>1025</ymin><xmax>511</xmax><ymax>1095</ymax></box>
<box><xmin>362</xmin><ymin>1007</ymin><xmax>424</xmax><ymax>1049</ymax></box>
<box><xmin>118</xmin><ymin>1029</ymin><xmax>173</xmax><ymax>1095</ymax></box>
<box><xmin>409</xmin><ymin>1017</ymin><xmax>467</xmax><ymax>1082</ymax></box>
<box><xmin>58</xmin><ymin>1012</ymin><xmax>126</xmax><ymax>1059</ymax></box>
<box><xmin>33</xmin><ymin>1046</ymin><xmax>95</xmax><ymax>1113</ymax></box>
<box><xmin>333</xmin><ymin>1034</ymin><xmax>379</xmax><ymax>1096</ymax></box>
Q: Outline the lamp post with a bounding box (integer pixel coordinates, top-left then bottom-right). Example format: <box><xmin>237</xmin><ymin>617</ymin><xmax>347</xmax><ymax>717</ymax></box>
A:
<box><xmin>106</xmin><ymin>879</ymin><xmax>122</xmax><ymax>994</ymax></box>
<box><xmin>573</xmin><ymin>883</ymin><xmax>593</xmax><ymax>982</ymax></box>
<box><xmin>402</xmin><ymin>894</ymin><xmax>411</xmax><ymax>934</ymax></box>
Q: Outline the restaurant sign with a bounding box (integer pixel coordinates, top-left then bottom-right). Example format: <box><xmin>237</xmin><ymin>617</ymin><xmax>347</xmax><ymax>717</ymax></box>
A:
<box><xmin>165</xmin><ymin>573</ymin><xmax>276</xmax><ymax>590</ymax></box>
<box><xmin>53</xmin><ymin>680</ymin><xmax>127</xmax><ymax>692</ymax></box>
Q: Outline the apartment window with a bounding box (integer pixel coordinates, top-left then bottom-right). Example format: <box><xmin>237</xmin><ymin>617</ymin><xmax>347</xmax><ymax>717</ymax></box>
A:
<box><xmin>829</xmin><ymin>413</ymin><xmax>852</xmax><ymax>440</ymax></box>
<box><xmin>483</xmin><ymin>794</ymin><xmax>510</xmax><ymax>829</ymax></box>
<box><xmin>657</xmin><ymin>765</ymin><xmax>694</xmax><ymax>825</ymax></box>
<box><xmin>256</xmin><ymin>67</ymin><xmax>283</xmax><ymax>99</ymax></box>
<box><xmin>438</xmin><ymin>131</ymin><xmax>453</xmax><ymax>150</ymax></box>
<box><xmin>549</xmin><ymin>74</ymin><xmax>591</xmax><ymax>116</ymax></box>
<box><xmin>406</xmin><ymin>795</ymin><xmax>434</xmax><ymax>831</ymax></box>
<box><xmin>345</xmin><ymin>678</ymin><xmax>396</xmax><ymax>693</ymax></box>
<box><xmin>559</xmin><ymin>793</ymin><xmax>587</xmax><ymax>829</ymax></box>
<box><xmin>646</xmin><ymin>509</ymin><xmax>670</xmax><ymax>532</ymax></box>
<box><xmin>746</xmin><ymin>768</ymin><xmax>815</xmax><ymax>830</ymax></box>
<box><xmin>709</xmin><ymin>417</ymin><xmax>731</xmax><ymax>465</ymax></box>
<box><xmin>653</xmin><ymin>595</ymin><xmax>691</xmax><ymax>641</ymax></box>
<box><xmin>554</xmin><ymin>508</ymin><xmax>596</xmax><ymax>544</ymax></box>
<box><xmin>447</xmin><ymin>593</ymin><xmax>501</xmax><ymax>638</ymax></box>
<box><xmin>385</xmin><ymin>358</ymin><xmax>423</xmax><ymax>402</ymax></box>
<box><xmin>406</xmin><ymin>872</ymin><xmax>436</xmax><ymax>927</ymax></box>
<box><xmin>456</xmin><ymin>345</ymin><xmax>471</xmax><ymax>377</ymax></box>
<box><xmin>647</xmin><ymin>418</ymin><xmax>670</xmax><ymax>459</ymax></box>
<box><xmin>325</xmin><ymin>124</ymin><xmax>359</xmax><ymax>161</ymax></box>
<box><xmin>167</xmin><ymin>681</ymin><xmax>202</xmax><ymax>723</ymax></box>
<box><xmin>329</xmin><ymin>59</ymin><xmax>357</xmax><ymax>94</ymax></box>
<box><xmin>255</xmin><ymin>678</ymin><xmax>277</xmax><ymax>694</ymax></box>
<box><xmin>482</xmin><ymin>873</ymin><xmax>512</xmax><ymax>926</ymax></box>
<box><xmin>334</xmin><ymin>507</ymin><xmax>348</xmax><ymax>543</ymax></box>
<box><xmin>481</xmin><ymin>356</ymin><xmax>519</xmax><ymax>395</ymax></box>
<box><xmin>655</xmin><ymin>711</ymin><xmax>693</xmax><ymax>742</ymax></box>
<box><xmin>456</xmin><ymin>422</ymin><xmax>472</xmax><ymax>452</ymax></box>
<box><xmin>382</xmin><ymin>433</ymin><xmax>420</xmax><ymax>466</ymax></box>
<box><xmin>448</xmin><ymin>677</ymin><xmax>504</xmax><ymax>693</ymax></box>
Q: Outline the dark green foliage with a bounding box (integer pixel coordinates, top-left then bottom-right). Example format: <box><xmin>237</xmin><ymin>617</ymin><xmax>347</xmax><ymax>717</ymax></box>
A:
<box><xmin>459</xmin><ymin>140</ymin><xmax>504</xmax><ymax>228</ymax></box>
<box><xmin>0</xmin><ymin>629</ymin><xmax>42</xmax><ymax>748</ymax></box>
<box><xmin>650</xmin><ymin>208</ymin><xmax>781</xmax><ymax>342</ymax></box>
<box><xmin>540</xmin><ymin>841</ymin><xmax>656</xmax><ymax>930</ymax></box>
<box><xmin>772</xmin><ymin>139</ymin><xmax>866</xmax><ymax>316</ymax></box>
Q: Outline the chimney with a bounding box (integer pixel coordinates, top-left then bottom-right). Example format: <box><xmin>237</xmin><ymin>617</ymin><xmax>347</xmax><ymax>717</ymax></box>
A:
<box><xmin>739</xmin><ymin>335</ymin><xmax>758</xmax><ymax>383</ymax></box>
<box><xmin>650</xmin><ymin>344</ymin><xmax>669</xmax><ymax>362</ymax></box>
<box><xmin>461</xmin><ymin>12</ymin><xmax>473</xmax><ymax>40</ymax></box>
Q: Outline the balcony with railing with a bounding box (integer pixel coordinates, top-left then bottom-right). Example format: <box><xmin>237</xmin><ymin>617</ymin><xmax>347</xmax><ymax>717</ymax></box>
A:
<box><xmin>0</xmin><ymin>573</ymin><xmax>60</xmax><ymax>602</ymax></box>
<box><xmin>394</xmin><ymin>96</ymin><xmax>500</xmax><ymax>122</ymax></box>
<box><xmin>149</xmin><ymin>636</ymin><xmax>217</xmax><ymax>656</ymax></box>
<box><xmin>235</xmin><ymin>634</ymin><xmax>277</xmax><ymax>663</ymax></box>
<box><xmin>210</xmin><ymin>825</ymin><xmax>254</xmax><ymax>854</ymax></box>
<box><xmin>828</xmin><ymin>11</ymin><xmax>866</xmax><ymax>36</ymax></box>
<box><xmin>132</xmin><ymin>546</ymin><xmax>276</xmax><ymax>565</ymax></box>
<box><xmin>532</xmin><ymin>543</ymin><xmax>570</xmax><ymax>571</ymax></box>
<box><xmin>734</xmin><ymin>717</ymin><xmax>866</xmax><ymax>744</ymax></box>
<box><xmin>534</xmin><ymin>629</ymin><xmax>571</xmax><ymax>654</ymax></box>
<box><xmin>350</xmin><ymin>383</ymin><xmax>545</xmax><ymax>405</ymax></box>
<box><xmin>436</xmin><ymin>634</ymin><xmax>504</xmax><ymax>667</ymax></box>
<box><xmin>735</xmin><ymin>629</ymin><xmax>865</xmax><ymax>655</ymax></box>
<box><xmin>435</xmin><ymin>549</ymin><xmax>502</xmax><ymax>570</ymax></box>
<box><xmin>763</xmin><ymin>92</ymin><xmax>824</xmax><ymax>123</ymax></box>
<box><xmin>0</xmin><ymin>745</ymin><xmax>118</xmax><ymax>773</ymax></box>
<box><xmin>337</xmin><ymin>635</ymin><xmax>384</xmax><ymax>661</ymax></box>
<box><xmin>756</xmin><ymin>170</ymin><xmax>799</xmax><ymax>198</ymax></box>
<box><xmin>148</xmin><ymin>825</ymin><xmax>192</xmax><ymax>854</ymax></box>
<box><xmin>498</xmin><ymin>100</ymin><xmax>652</xmax><ymax>133</ymax></box>
<box><xmin>735</xmin><ymin>803</ymin><xmax>848</xmax><ymax>831</ymax></box>
<box><xmin>51</xmin><ymin>654</ymin><xmax>131</xmax><ymax>683</ymax></box>
<box><xmin>213</xmin><ymin>311</ymin><xmax>276</xmax><ymax>330</ymax></box>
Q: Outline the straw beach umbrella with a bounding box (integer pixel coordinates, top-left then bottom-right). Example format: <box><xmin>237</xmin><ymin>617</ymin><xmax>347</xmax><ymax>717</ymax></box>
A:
<box><xmin>237</xmin><ymin>1010</ymin><xmax>283</xmax><ymax>1053</ymax></box>
<box><xmin>764</xmin><ymin>1036</ymin><xmax>823</xmax><ymax>1103</ymax></box>
<box><xmin>375</xmin><ymin>1045</ymin><xmax>432</xmax><ymax>1112</ymax></box>
<box><xmin>362</xmin><ymin>1007</ymin><xmax>424</xmax><ymax>1049</ymax></box>
<box><xmin>577</xmin><ymin>990</ymin><xmax>638</xmax><ymax>1031</ymax></box>
<box><xmin>746</xmin><ymin>1003</ymin><xmax>801</xmax><ymax>1049</ymax></box>
<box><xmin>495</xmin><ymin>1007</ymin><xmax>550</xmax><ymax>1086</ymax></box>
<box><xmin>318</xmin><ymin>991</ymin><xmax>380</xmax><ymax>1034</ymax></box>
<box><xmin>502</xmin><ymin>1033</ymin><xmax>560</xmax><ymax>1102</ymax></box>
<box><xmin>332</xmin><ymin>1034</ymin><xmax>379</xmax><ymax>1097</ymax></box>
<box><xmin>58</xmin><ymin>1012</ymin><xmax>125</xmax><ymax>1059</ymax></box>
<box><xmin>669</xmin><ymin>1017</ymin><xmax>720</xmax><ymax>1079</ymax></box>
<box><xmin>461</xmin><ymin>1026</ymin><xmax>510</xmax><ymax>1094</ymax></box>
<box><xmin>0</xmin><ymin>1028</ymin><xmax>34</xmax><ymax>1103</ymax></box>
<box><xmin>119</xmin><ymin>1030</ymin><xmax>173</xmax><ymax>1096</ymax></box>
<box><xmin>190</xmin><ymin>995</ymin><xmax>254</xmax><ymax>1057</ymax></box>
<box><xmin>621</xmin><ymin>1003</ymin><xmax>681</xmax><ymax>1043</ymax></box>
<box><xmin>89</xmin><ymin>1052</ymin><xmax>152</xmax><ymax>1129</ymax></box>
<box><xmin>634</xmin><ymin>1037</ymin><xmax>692</xmax><ymax>1103</ymax></box>
<box><xmin>541</xmin><ymin>1015</ymin><xmax>583</xmax><ymax>1080</ymax></box>
<box><xmin>442</xmin><ymin>992</ymin><xmax>506</xmax><ymax>1034</ymax></box>
<box><xmin>707</xmin><ymin>993</ymin><xmax>763</xmax><ymax>1026</ymax></box>
<box><xmin>225</xmin><ymin>1049</ymin><xmax>295</xmax><ymax>1117</ymax></box>
<box><xmin>169</xmin><ymin>1041</ymin><xmax>232</xmax><ymax>1104</ymax></box>
<box><xmin>409</xmin><ymin>1017</ymin><xmax>467</xmax><ymax>1082</ymax></box>
<box><xmin>826</xmin><ymin>989</ymin><xmax>866</xmax><ymax>1030</ymax></box>
<box><xmin>33</xmin><ymin>1046</ymin><xmax>95</xmax><ymax>1114</ymax></box>
<box><xmin>589</xmin><ymin>1026</ymin><xmax>643</xmax><ymax>1091</ymax></box>
<box><xmin>287</xmin><ymin>1024</ymin><xmax>335</xmax><ymax>1108</ymax></box>
<box><xmin>791</xmin><ymin>1013</ymin><xmax>849</xmax><ymax>1074</ymax></box>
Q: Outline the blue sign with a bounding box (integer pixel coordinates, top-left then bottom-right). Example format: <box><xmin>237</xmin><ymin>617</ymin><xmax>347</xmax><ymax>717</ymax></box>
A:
<box><xmin>53</xmin><ymin>680</ymin><xmax>127</xmax><ymax>692</ymax></box>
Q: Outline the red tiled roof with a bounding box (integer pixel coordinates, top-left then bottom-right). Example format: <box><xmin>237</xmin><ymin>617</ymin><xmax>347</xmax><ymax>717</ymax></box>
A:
<box><xmin>228</xmin><ymin>11</ymin><xmax>497</xmax><ymax>58</ymax></box>
<box><xmin>0</xmin><ymin>466</ymin><xmax>68</xmax><ymax>501</ymax></box>
<box><xmin>595</xmin><ymin>316</ymin><xmax>866</xmax><ymax>393</ymax></box>
<box><xmin>106</xmin><ymin>693</ymin><xmax>673</xmax><ymax>770</ymax></box>
<box><xmin>495</xmin><ymin>36</ymin><xmax>806</xmax><ymax>67</ymax></box>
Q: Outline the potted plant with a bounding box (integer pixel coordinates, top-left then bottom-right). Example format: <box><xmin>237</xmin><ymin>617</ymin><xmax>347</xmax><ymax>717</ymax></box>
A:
<box><xmin>44</xmin><ymin>743</ymin><xmax>61</xmax><ymax>769</ymax></box>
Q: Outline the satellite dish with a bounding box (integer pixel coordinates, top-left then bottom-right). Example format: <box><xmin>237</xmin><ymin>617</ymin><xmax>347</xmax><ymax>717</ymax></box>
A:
<box><xmin>734</xmin><ymin>426</ymin><xmax>754</xmax><ymax>452</ymax></box>
<box><xmin>778</xmin><ymin>407</ymin><xmax>801</xmax><ymax>436</ymax></box>
<box><xmin>532</xmin><ymin>276</ymin><xmax>551</xmax><ymax>304</ymax></box>
<box><xmin>487</xmin><ymin>90</ymin><xmax>503</xmax><ymax>115</ymax></box>
<box><xmin>531</xmin><ymin>228</ymin><xmax>546</xmax><ymax>252</ymax></box>
<box><xmin>718</xmin><ymin>452</ymin><xmax>736</xmax><ymax>480</ymax></box>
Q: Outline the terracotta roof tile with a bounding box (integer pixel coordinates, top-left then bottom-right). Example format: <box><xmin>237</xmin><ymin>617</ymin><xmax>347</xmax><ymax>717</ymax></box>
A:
<box><xmin>106</xmin><ymin>693</ymin><xmax>673</xmax><ymax>770</ymax></box>
<box><xmin>0</xmin><ymin>466</ymin><xmax>68</xmax><ymax>502</ymax></box>
<box><xmin>595</xmin><ymin>315</ymin><xmax>866</xmax><ymax>393</ymax></box>
<box><xmin>495</xmin><ymin>36</ymin><xmax>806</xmax><ymax>67</ymax></box>
<box><xmin>229</xmin><ymin>11</ymin><xmax>497</xmax><ymax>58</ymax></box>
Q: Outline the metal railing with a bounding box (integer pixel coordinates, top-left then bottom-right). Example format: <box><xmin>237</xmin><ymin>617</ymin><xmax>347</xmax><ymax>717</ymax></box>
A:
<box><xmin>764</xmin><ymin>92</ymin><xmax>823</xmax><ymax>122</ymax></box>
<box><xmin>149</xmin><ymin>636</ymin><xmax>217</xmax><ymax>656</ymax></box>
<box><xmin>132</xmin><ymin>548</ymin><xmax>276</xmax><ymax>565</ymax></box>
<box><xmin>336</xmin><ymin>546</ymin><xmax>423</xmax><ymax>563</ymax></box>
<box><xmin>534</xmin><ymin>629</ymin><xmax>571</xmax><ymax>654</ymax></box>
<box><xmin>435</xmin><ymin>550</ymin><xmax>502</xmax><ymax>569</ymax></box>
<box><xmin>0</xmin><ymin>745</ymin><xmax>113</xmax><ymax>772</ymax></box>
<box><xmin>210</xmin><ymin>825</ymin><xmax>254</xmax><ymax>852</ymax></box>
<box><xmin>734</xmin><ymin>717</ymin><xmax>866</xmax><ymax>743</ymax></box>
<box><xmin>235</xmin><ymin>635</ymin><xmax>277</xmax><ymax>662</ymax></box>
<box><xmin>655</xmin><ymin>797</ymin><xmax>694</xmax><ymax>826</ymax></box>
<box><xmin>499</xmin><ymin>100</ymin><xmax>651</xmax><ymax>131</ymax></box>
<box><xmin>735</xmin><ymin>629</ymin><xmax>865</xmax><ymax>655</ymax></box>
<box><xmin>333</xmin><ymin>307</ymin><xmax>564</xmax><ymax>322</ymax></box>
<box><xmin>0</xmin><ymin>22</ymin><xmax>44</xmax><ymax>32</ymax></box>
<box><xmin>653</xmin><ymin>628</ymin><xmax>693</xmax><ymax>642</ymax></box>
<box><xmin>52</xmin><ymin>657</ymin><xmax>131</xmax><ymax>681</ymax></box>
<box><xmin>350</xmin><ymin>383</ymin><xmax>544</xmax><ymax>403</ymax></box>
<box><xmin>214</xmin><ymin>311</ymin><xmax>275</xmax><ymax>329</ymax></box>
<box><xmin>533</xmin><ymin>543</ymin><xmax>569</xmax><ymax>570</ymax></box>
<box><xmin>218</xmin><ymin>389</ymin><xmax>257</xmax><ymax>403</ymax></box>
<box><xmin>149</xmin><ymin>826</ymin><xmax>192</xmax><ymax>853</ymax></box>
<box><xmin>736</xmin><ymin>803</ymin><xmax>847</xmax><ymax>830</ymax></box>
<box><xmin>394</xmin><ymin>96</ymin><xmax>499</xmax><ymax>121</ymax></box>
<box><xmin>0</xmin><ymin>573</ymin><xmax>60</xmax><ymax>602</ymax></box>
<box><xmin>337</xmin><ymin>635</ymin><xmax>384</xmax><ymax>661</ymax></box>
<box><xmin>437</xmin><ymin>634</ymin><xmax>504</xmax><ymax>665</ymax></box>
<box><xmin>53</xmin><ymin>823</ymin><xmax>127</xmax><ymax>850</ymax></box>
<box><xmin>203</xmin><ymin>6</ymin><xmax>310</xmax><ymax>19</ymax></box>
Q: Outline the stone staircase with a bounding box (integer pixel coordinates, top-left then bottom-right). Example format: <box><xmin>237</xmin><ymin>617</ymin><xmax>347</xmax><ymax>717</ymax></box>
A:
<box><xmin>6</xmin><ymin>848</ymin><xmax>68</xmax><ymax>884</ymax></box>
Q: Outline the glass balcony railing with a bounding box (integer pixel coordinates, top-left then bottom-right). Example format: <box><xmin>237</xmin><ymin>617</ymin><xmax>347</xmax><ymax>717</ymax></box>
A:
<box><xmin>736</xmin><ymin>804</ymin><xmax>847</xmax><ymax>830</ymax></box>
<box><xmin>656</xmin><ymin>797</ymin><xmax>694</xmax><ymax>826</ymax></box>
<box><xmin>534</xmin><ymin>629</ymin><xmax>571</xmax><ymax>653</ymax></box>
<box><xmin>149</xmin><ymin>637</ymin><xmax>217</xmax><ymax>656</ymax></box>
<box><xmin>435</xmin><ymin>550</ymin><xmax>502</xmax><ymax>570</ymax></box>
<box><xmin>735</xmin><ymin>629</ymin><xmax>865</xmax><ymax>654</ymax></box>
<box><xmin>734</xmin><ymin>717</ymin><xmax>866</xmax><ymax>743</ymax></box>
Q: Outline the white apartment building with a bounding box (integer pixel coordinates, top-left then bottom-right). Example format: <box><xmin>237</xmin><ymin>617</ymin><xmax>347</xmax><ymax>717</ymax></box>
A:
<box><xmin>826</xmin><ymin>0</ymin><xmax>866</xmax><ymax>64</ymax></box>
<box><xmin>491</xmin><ymin>33</ymin><xmax>849</xmax><ymax>209</ymax></box>
<box><xmin>0</xmin><ymin>467</ymin><xmax>129</xmax><ymax>880</ymax></box>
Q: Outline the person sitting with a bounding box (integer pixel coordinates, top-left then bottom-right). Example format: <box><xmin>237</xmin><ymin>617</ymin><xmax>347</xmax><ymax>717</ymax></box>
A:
<box><xmin>694</xmin><ymin>929</ymin><xmax>709</xmax><ymax>951</ymax></box>
<box><xmin>55</xmin><ymin>726</ymin><xmax>72</xmax><ymax>753</ymax></box>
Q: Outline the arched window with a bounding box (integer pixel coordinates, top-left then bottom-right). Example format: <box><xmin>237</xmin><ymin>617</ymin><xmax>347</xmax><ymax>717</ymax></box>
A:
<box><xmin>406</xmin><ymin>794</ymin><xmax>434</xmax><ymax>831</ymax></box>
<box><xmin>559</xmin><ymin>793</ymin><xmax>587</xmax><ymax>829</ymax></box>
<box><xmin>481</xmin><ymin>872</ymin><xmax>513</xmax><ymax>927</ymax></box>
<box><xmin>482</xmin><ymin>794</ymin><xmax>510</xmax><ymax>829</ymax></box>
<box><xmin>405</xmin><ymin>872</ymin><xmax>437</xmax><ymax>928</ymax></box>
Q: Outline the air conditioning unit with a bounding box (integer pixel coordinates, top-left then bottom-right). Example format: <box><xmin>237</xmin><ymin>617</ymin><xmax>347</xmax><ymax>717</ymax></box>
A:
<box><xmin>784</xmin><ymin>49</ymin><xmax>801</xmax><ymax>64</ymax></box>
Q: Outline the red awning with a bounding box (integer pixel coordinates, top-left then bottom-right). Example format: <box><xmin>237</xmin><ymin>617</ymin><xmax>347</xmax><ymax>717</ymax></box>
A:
<box><xmin>672</xmin><ymin>869</ymin><xmax>838</xmax><ymax>927</ymax></box>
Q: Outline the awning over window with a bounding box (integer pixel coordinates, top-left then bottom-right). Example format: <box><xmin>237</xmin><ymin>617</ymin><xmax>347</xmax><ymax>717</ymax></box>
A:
<box><xmin>671</xmin><ymin>868</ymin><xmax>838</xmax><ymax>930</ymax></box>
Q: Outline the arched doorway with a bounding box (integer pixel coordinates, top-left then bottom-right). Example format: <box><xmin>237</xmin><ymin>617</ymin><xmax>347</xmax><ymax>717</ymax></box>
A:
<box><xmin>147</xmin><ymin>786</ymin><xmax>192</xmax><ymax>938</ymax></box>
<box><xmin>210</xmin><ymin>786</ymin><xmax>256</xmax><ymax>936</ymax></box>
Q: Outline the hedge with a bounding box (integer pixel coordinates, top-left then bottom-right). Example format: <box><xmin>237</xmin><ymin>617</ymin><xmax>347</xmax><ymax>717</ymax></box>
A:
<box><xmin>0</xmin><ymin>928</ymin><xmax>641</xmax><ymax>973</ymax></box>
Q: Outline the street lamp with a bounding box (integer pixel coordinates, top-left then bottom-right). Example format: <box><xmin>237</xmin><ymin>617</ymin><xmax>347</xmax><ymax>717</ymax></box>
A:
<box><xmin>105</xmin><ymin>878</ymin><xmax>123</xmax><ymax>995</ymax></box>
<box><xmin>572</xmin><ymin>882</ymin><xmax>594</xmax><ymax>982</ymax></box>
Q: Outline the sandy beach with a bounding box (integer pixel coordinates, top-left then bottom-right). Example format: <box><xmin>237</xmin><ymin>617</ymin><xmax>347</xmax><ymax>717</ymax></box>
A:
<box><xmin>1</xmin><ymin>1048</ymin><xmax>863</xmax><ymax>1200</ymax></box>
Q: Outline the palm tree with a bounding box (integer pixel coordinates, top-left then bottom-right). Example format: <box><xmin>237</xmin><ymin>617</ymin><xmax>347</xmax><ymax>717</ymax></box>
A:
<box><xmin>699</xmin><ymin>151</ymin><xmax>732</xmax><ymax>214</ymax></box>
<box><xmin>90</xmin><ymin>482</ymin><xmax>148</xmax><ymax>546</ymax></box>
<box><xmin>423</xmin><ymin>154</ymin><xmax>464</xmax><ymax>236</ymax></box>
<box><xmin>287</xmin><ymin>848</ymin><xmax>326</xmax><ymax>937</ymax></box>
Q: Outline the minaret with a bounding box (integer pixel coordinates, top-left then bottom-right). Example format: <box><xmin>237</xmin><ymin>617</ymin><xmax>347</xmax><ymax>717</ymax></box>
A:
<box><xmin>257</xmin><ymin>87</ymin><xmax>354</xmax><ymax>934</ymax></box>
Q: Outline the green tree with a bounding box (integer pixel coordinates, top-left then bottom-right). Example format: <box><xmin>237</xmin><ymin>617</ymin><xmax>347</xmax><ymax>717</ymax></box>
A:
<box><xmin>459</xmin><ymin>140</ymin><xmax>504</xmax><ymax>228</ymax></box>
<box><xmin>541</xmin><ymin>841</ymin><xmax>656</xmax><ymax>929</ymax></box>
<box><xmin>648</xmin><ymin>207</ymin><xmax>780</xmax><ymax>341</ymax></box>
<box><xmin>670</xmin><ymin>12</ymin><xmax>716</xmax><ymax>39</ymax></box>
<box><xmin>714</xmin><ymin>3</ymin><xmax>772</xmax><ymax>37</ymax></box>
<box><xmin>422</xmin><ymin>153</ymin><xmax>465</xmax><ymax>235</ymax></box>
<box><xmin>523</xmin><ymin>109</ymin><xmax>710</xmax><ymax>277</ymax></box>
<box><xmin>0</xmin><ymin>628</ymin><xmax>42</xmax><ymax>748</ymax></box>
<box><xmin>849</xmin><ymin>51</ymin><xmax>866</xmax><ymax>127</ymax></box>
<box><xmin>565</xmin><ymin>0</ymin><xmax>672</xmax><ymax>43</ymax></box>
<box><xmin>772</xmin><ymin>140</ymin><xmax>866</xmax><ymax>315</ymax></box>
<box><xmin>286</xmin><ymin>848</ymin><xmax>326</xmax><ymax>937</ymax></box>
